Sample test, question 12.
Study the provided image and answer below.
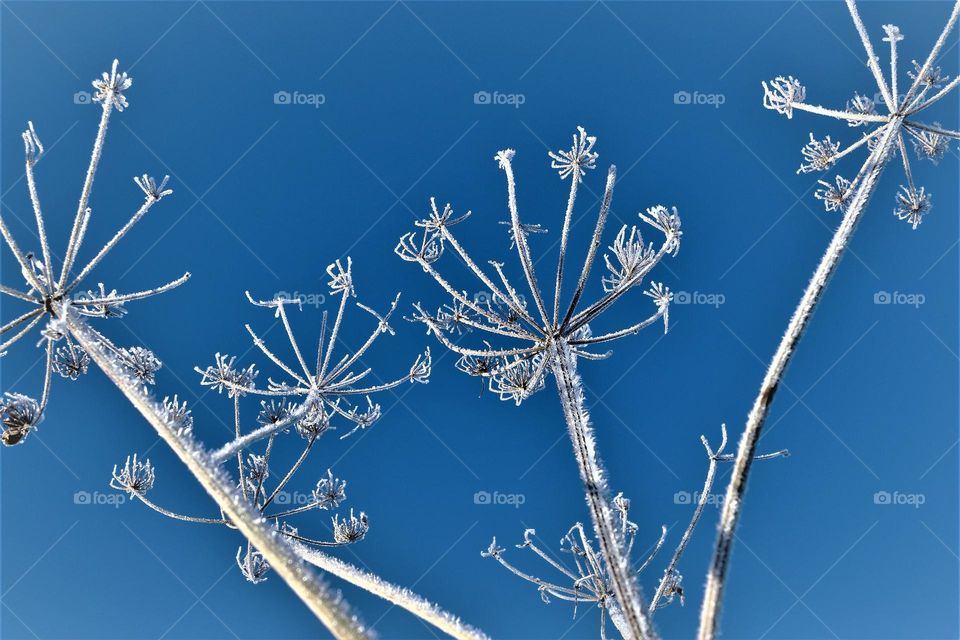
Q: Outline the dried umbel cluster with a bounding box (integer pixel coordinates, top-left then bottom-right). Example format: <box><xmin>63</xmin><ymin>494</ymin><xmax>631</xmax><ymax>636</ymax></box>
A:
<box><xmin>0</xmin><ymin>60</ymin><xmax>189</xmax><ymax>446</ymax></box>
<box><xmin>396</xmin><ymin>127</ymin><xmax>681</xmax><ymax>639</ymax></box>
<box><xmin>396</xmin><ymin>127</ymin><xmax>679</xmax><ymax>405</ymax></box>
<box><xmin>112</xmin><ymin>259</ymin><xmax>431</xmax><ymax>583</ymax></box>
<box><xmin>763</xmin><ymin>17</ymin><xmax>959</xmax><ymax>229</ymax></box>
<box><xmin>482</xmin><ymin>426</ymin><xmax>786</xmax><ymax>639</ymax></box>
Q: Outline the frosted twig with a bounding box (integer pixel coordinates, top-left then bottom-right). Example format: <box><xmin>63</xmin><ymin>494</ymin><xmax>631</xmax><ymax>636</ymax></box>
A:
<box><xmin>700</xmin><ymin>4</ymin><xmax>960</xmax><ymax>637</ymax></box>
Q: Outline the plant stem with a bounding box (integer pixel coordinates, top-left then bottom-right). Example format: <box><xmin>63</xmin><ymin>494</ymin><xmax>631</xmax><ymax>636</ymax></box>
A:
<box><xmin>293</xmin><ymin>542</ymin><xmax>490</xmax><ymax>640</ymax></box>
<box><xmin>650</xmin><ymin>448</ymin><xmax>719</xmax><ymax>613</ymax></box>
<box><xmin>549</xmin><ymin>339</ymin><xmax>655</xmax><ymax>640</ymax></box>
<box><xmin>66</xmin><ymin>313</ymin><xmax>370</xmax><ymax>640</ymax></box>
<box><xmin>697</xmin><ymin>119</ymin><xmax>901</xmax><ymax>640</ymax></box>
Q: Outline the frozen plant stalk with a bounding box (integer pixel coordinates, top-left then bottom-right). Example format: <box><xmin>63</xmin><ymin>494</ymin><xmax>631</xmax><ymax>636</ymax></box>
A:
<box><xmin>0</xmin><ymin>60</ymin><xmax>369</xmax><ymax>639</ymax></box>
<box><xmin>110</xmin><ymin>265</ymin><xmax>486</xmax><ymax>640</ymax></box>
<box><xmin>397</xmin><ymin>127</ymin><xmax>682</xmax><ymax>640</ymax></box>
<box><xmin>700</xmin><ymin>3</ymin><xmax>960</xmax><ymax>638</ymax></box>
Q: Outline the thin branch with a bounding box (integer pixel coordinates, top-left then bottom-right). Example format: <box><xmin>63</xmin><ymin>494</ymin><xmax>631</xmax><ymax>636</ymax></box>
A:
<box><xmin>66</xmin><ymin>314</ymin><xmax>369</xmax><ymax>639</ymax></box>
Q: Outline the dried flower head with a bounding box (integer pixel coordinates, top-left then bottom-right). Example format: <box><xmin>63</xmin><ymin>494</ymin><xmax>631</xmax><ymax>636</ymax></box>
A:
<box><xmin>133</xmin><ymin>174</ymin><xmax>172</xmax><ymax>201</ymax></box>
<box><xmin>119</xmin><ymin>346</ymin><xmax>162</xmax><ymax>384</ymax></box>
<box><xmin>814</xmin><ymin>175</ymin><xmax>853</xmax><ymax>213</ymax></box>
<box><xmin>332</xmin><ymin>509</ymin><xmax>369</xmax><ymax>544</ymax></box>
<box><xmin>0</xmin><ymin>59</ymin><xmax>188</xmax><ymax>445</ymax></box>
<box><xmin>894</xmin><ymin>185</ymin><xmax>931</xmax><ymax>230</ymax></box>
<box><xmin>92</xmin><ymin>59</ymin><xmax>132</xmax><ymax>111</ymax></box>
<box><xmin>160</xmin><ymin>395</ymin><xmax>193</xmax><ymax>437</ymax></box>
<box><xmin>313</xmin><ymin>470</ymin><xmax>347</xmax><ymax>510</ymax></box>
<box><xmin>762</xmin><ymin>17</ymin><xmax>959</xmax><ymax>230</ymax></box>
<box><xmin>548</xmin><ymin>126</ymin><xmax>599</xmax><ymax>182</ymax></box>
<box><xmin>909</xmin><ymin>124</ymin><xmax>950</xmax><ymax>164</ymax></box>
<box><xmin>199</xmin><ymin>353</ymin><xmax>258</xmax><ymax>397</ymax></box>
<box><xmin>908</xmin><ymin>59</ymin><xmax>948</xmax><ymax>90</ymax></box>
<box><xmin>52</xmin><ymin>344</ymin><xmax>90</xmax><ymax>380</ymax></box>
<box><xmin>110</xmin><ymin>454</ymin><xmax>155</xmax><ymax>496</ymax></box>
<box><xmin>1</xmin><ymin>393</ymin><xmax>43</xmax><ymax>446</ymax></box>
<box><xmin>761</xmin><ymin>76</ymin><xmax>806</xmax><ymax>118</ymax></box>
<box><xmin>797</xmin><ymin>134</ymin><xmax>840</xmax><ymax>173</ymax></box>
<box><xmin>236</xmin><ymin>548</ymin><xmax>270</xmax><ymax>584</ymax></box>
<box><xmin>258</xmin><ymin>399</ymin><xmax>294</xmax><ymax>427</ymax></box>
<box><xmin>846</xmin><ymin>93</ymin><xmax>877</xmax><ymax>125</ymax></box>
<box><xmin>399</xmin><ymin>127</ymin><xmax>679</xmax><ymax>409</ymax></box>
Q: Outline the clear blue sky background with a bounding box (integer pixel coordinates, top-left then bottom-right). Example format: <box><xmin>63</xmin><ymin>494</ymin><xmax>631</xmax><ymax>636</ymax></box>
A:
<box><xmin>1</xmin><ymin>2</ymin><xmax>957</xmax><ymax>639</ymax></box>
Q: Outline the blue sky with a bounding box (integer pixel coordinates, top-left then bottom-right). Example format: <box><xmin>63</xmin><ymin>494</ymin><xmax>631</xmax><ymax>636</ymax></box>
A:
<box><xmin>1</xmin><ymin>1</ymin><xmax>958</xmax><ymax>639</ymax></box>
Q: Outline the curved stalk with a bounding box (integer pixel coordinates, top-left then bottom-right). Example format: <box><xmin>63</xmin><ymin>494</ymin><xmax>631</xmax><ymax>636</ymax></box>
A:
<box><xmin>698</xmin><ymin>119</ymin><xmax>902</xmax><ymax>639</ymax></box>
<box><xmin>66</xmin><ymin>313</ymin><xmax>370</xmax><ymax>640</ymax></box>
<box><xmin>549</xmin><ymin>339</ymin><xmax>655</xmax><ymax>640</ymax></box>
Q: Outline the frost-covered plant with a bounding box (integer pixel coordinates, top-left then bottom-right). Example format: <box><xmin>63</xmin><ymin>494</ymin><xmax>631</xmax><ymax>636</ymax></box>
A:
<box><xmin>702</xmin><ymin>3</ymin><xmax>960</xmax><ymax>637</ymax></box>
<box><xmin>111</xmin><ymin>267</ymin><xmax>486</xmax><ymax>640</ymax></box>
<box><xmin>481</xmin><ymin>426</ymin><xmax>785</xmax><ymax>638</ymax></box>
<box><xmin>0</xmin><ymin>59</ymin><xmax>370</xmax><ymax>639</ymax></box>
<box><xmin>0</xmin><ymin>60</ymin><xmax>187</xmax><ymax>446</ymax></box>
<box><xmin>397</xmin><ymin>126</ymin><xmax>681</xmax><ymax>639</ymax></box>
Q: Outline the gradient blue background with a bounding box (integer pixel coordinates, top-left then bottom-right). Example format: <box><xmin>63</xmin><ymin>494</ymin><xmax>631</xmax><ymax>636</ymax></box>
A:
<box><xmin>1</xmin><ymin>1</ymin><xmax>957</xmax><ymax>638</ymax></box>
